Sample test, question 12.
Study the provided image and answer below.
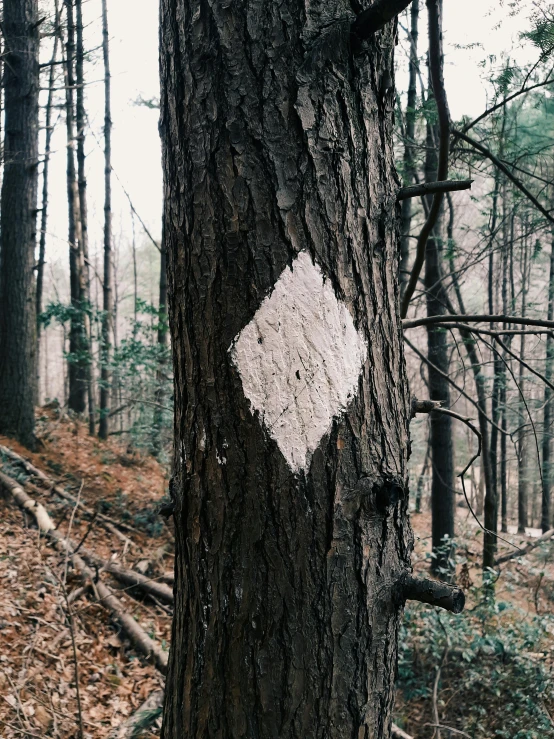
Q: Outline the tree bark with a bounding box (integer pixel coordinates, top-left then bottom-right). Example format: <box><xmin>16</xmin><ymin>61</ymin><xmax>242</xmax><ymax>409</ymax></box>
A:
<box><xmin>541</xmin><ymin>228</ymin><xmax>554</xmax><ymax>532</ymax></box>
<box><xmin>99</xmin><ymin>0</ymin><xmax>113</xmax><ymax>440</ymax></box>
<box><xmin>0</xmin><ymin>0</ymin><xmax>40</xmax><ymax>449</ymax></box>
<box><xmin>399</xmin><ymin>0</ymin><xmax>420</xmax><ymax>299</ymax></box>
<box><xmin>159</xmin><ymin>2</ymin><xmax>412</xmax><ymax>737</ymax></box>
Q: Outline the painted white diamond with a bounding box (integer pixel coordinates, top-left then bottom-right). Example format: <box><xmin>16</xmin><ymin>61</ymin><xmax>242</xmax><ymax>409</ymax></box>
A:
<box><xmin>229</xmin><ymin>251</ymin><xmax>367</xmax><ymax>473</ymax></box>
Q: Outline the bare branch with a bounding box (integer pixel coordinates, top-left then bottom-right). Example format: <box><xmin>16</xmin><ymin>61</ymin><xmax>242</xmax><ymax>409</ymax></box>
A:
<box><xmin>351</xmin><ymin>0</ymin><xmax>414</xmax><ymax>42</ymax></box>
<box><xmin>495</xmin><ymin>527</ymin><xmax>554</xmax><ymax>565</ymax></box>
<box><xmin>403</xmin><ymin>314</ymin><xmax>554</xmax><ymax>330</ymax></box>
<box><xmin>399</xmin><ymin>574</ymin><xmax>465</xmax><ymax>614</ymax></box>
<box><xmin>397</xmin><ymin>179</ymin><xmax>473</xmax><ymax>201</ymax></box>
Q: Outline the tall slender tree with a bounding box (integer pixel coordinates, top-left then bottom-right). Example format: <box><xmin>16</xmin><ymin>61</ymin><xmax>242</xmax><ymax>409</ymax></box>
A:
<box><xmin>541</xmin><ymin>226</ymin><xmax>554</xmax><ymax>531</ymax></box>
<box><xmin>424</xmin><ymin>104</ymin><xmax>455</xmax><ymax>572</ymax></box>
<box><xmin>62</xmin><ymin>0</ymin><xmax>89</xmax><ymax>415</ymax></box>
<box><xmin>0</xmin><ymin>0</ymin><xmax>40</xmax><ymax>449</ymax></box>
<box><xmin>75</xmin><ymin>0</ymin><xmax>96</xmax><ymax>435</ymax></box>
<box><xmin>99</xmin><ymin>0</ymin><xmax>113</xmax><ymax>440</ymax></box>
<box><xmin>399</xmin><ymin>0</ymin><xmax>420</xmax><ymax>299</ymax></box>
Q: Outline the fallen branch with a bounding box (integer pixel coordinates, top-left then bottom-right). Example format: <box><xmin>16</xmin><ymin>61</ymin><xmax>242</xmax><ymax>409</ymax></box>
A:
<box><xmin>79</xmin><ymin>548</ymin><xmax>174</xmax><ymax>604</ymax></box>
<box><xmin>392</xmin><ymin>724</ymin><xmax>414</xmax><ymax>739</ymax></box>
<box><xmin>495</xmin><ymin>528</ymin><xmax>554</xmax><ymax>566</ymax></box>
<box><xmin>107</xmin><ymin>689</ymin><xmax>164</xmax><ymax>739</ymax></box>
<box><xmin>0</xmin><ymin>470</ymin><xmax>168</xmax><ymax>674</ymax></box>
<box><xmin>0</xmin><ymin>444</ymin><xmax>137</xmax><ymax>544</ymax></box>
<box><xmin>397</xmin><ymin>179</ymin><xmax>472</xmax><ymax>201</ymax></box>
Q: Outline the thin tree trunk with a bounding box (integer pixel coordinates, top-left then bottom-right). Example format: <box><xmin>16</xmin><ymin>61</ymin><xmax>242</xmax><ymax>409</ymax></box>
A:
<box><xmin>98</xmin><ymin>0</ymin><xmax>113</xmax><ymax>441</ymax></box>
<box><xmin>159</xmin><ymin>2</ymin><xmax>413</xmax><ymax>735</ymax></box>
<box><xmin>75</xmin><ymin>0</ymin><xmax>96</xmax><ymax>435</ymax></box>
<box><xmin>62</xmin><ymin>0</ymin><xmax>88</xmax><ymax>415</ymax></box>
<box><xmin>541</xmin><ymin>227</ymin><xmax>554</xmax><ymax>532</ymax></box>
<box><xmin>0</xmin><ymin>0</ymin><xmax>40</xmax><ymax>449</ymax></box>
<box><xmin>152</xmin><ymin>225</ymin><xmax>168</xmax><ymax>456</ymax></box>
<box><xmin>37</xmin><ymin>13</ymin><xmax>61</xmax><ymax>379</ymax></box>
<box><xmin>500</xmin><ymin>177</ymin><xmax>510</xmax><ymax>533</ymax></box>
<box><xmin>415</xmin><ymin>438</ymin><xmax>430</xmax><ymax>514</ymax></box>
<box><xmin>518</xmin><ymin>218</ymin><xmax>530</xmax><ymax>533</ymax></box>
<box><xmin>425</xmin><ymin>116</ymin><xmax>455</xmax><ymax>574</ymax></box>
<box><xmin>446</xmin><ymin>194</ymin><xmax>495</xmax><ymax>566</ymax></box>
<box><xmin>399</xmin><ymin>0</ymin><xmax>420</xmax><ymax>299</ymax></box>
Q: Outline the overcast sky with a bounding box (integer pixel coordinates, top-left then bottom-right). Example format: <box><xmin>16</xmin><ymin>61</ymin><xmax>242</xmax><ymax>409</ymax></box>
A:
<box><xmin>42</xmin><ymin>0</ymin><xmax>540</xmax><ymax>271</ymax></box>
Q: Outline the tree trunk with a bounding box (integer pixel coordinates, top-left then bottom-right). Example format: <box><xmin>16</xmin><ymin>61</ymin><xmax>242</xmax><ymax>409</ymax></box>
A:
<box><xmin>0</xmin><ymin>0</ymin><xmax>40</xmax><ymax>449</ymax></box>
<box><xmin>541</xmin><ymin>228</ymin><xmax>554</xmax><ymax>532</ymax></box>
<box><xmin>159</xmin><ymin>3</ymin><xmax>412</xmax><ymax>737</ymax></box>
<box><xmin>152</xmin><ymin>226</ymin><xmax>169</xmax><ymax>456</ymax></box>
<box><xmin>99</xmin><ymin>0</ymin><xmax>113</xmax><ymax>440</ymax></box>
<box><xmin>75</xmin><ymin>0</ymin><xmax>96</xmax><ymax>435</ymax></box>
<box><xmin>37</xmin><ymin>9</ymin><xmax>61</xmax><ymax>377</ymax></box>
<box><xmin>424</xmin><ymin>118</ymin><xmax>455</xmax><ymax>573</ymax></box>
<box><xmin>500</xmin><ymin>177</ymin><xmax>510</xmax><ymax>533</ymax></box>
<box><xmin>518</xmin><ymin>220</ymin><xmax>529</xmax><ymax>533</ymax></box>
<box><xmin>63</xmin><ymin>0</ymin><xmax>88</xmax><ymax>415</ymax></box>
<box><xmin>399</xmin><ymin>0</ymin><xmax>420</xmax><ymax>299</ymax></box>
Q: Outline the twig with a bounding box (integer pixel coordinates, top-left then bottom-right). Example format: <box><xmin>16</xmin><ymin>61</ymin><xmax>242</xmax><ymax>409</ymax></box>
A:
<box><xmin>391</xmin><ymin>724</ymin><xmax>414</xmax><ymax>739</ymax></box>
<box><xmin>455</xmin><ymin>130</ymin><xmax>554</xmax><ymax>226</ymax></box>
<box><xmin>397</xmin><ymin>179</ymin><xmax>472</xmax><ymax>201</ymax></box>
<box><xmin>432</xmin><ymin>645</ymin><xmax>448</xmax><ymax>739</ymax></box>
<box><xmin>424</xmin><ymin>724</ymin><xmax>472</xmax><ymax>738</ymax></box>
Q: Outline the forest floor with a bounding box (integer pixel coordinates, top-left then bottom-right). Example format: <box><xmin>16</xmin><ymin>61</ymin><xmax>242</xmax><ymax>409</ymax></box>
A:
<box><xmin>0</xmin><ymin>408</ymin><xmax>553</xmax><ymax>738</ymax></box>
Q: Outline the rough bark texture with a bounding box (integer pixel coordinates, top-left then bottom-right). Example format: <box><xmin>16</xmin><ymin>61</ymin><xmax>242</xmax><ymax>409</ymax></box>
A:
<box><xmin>0</xmin><ymin>0</ymin><xmax>40</xmax><ymax>449</ymax></box>
<box><xmin>159</xmin><ymin>2</ymin><xmax>412</xmax><ymax>737</ymax></box>
<box><xmin>424</xmin><ymin>119</ymin><xmax>455</xmax><ymax>573</ymax></box>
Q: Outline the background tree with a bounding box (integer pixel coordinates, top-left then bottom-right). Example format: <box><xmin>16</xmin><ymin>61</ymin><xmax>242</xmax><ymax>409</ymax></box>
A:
<box><xmin>0</xmin><ymin>0</ymin><xmax>40</xmax><ymax>449</ymax></box>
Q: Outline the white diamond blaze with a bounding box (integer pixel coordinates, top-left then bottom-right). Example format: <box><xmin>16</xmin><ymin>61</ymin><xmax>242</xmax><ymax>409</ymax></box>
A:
<box><xmin>229</xmin><ymin>251</ymin><xmax>368</xmax><ymax>473</ymax></box>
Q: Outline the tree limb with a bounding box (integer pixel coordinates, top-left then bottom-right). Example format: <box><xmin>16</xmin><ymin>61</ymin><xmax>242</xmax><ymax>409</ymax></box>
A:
<box><xmin>403</xmin><ymin>314</ymin><xmax>554</xmax><ymax>330</ymax></box>
<box><xmin>397</xmin><ymin>179</ymin><xmax>472</xmax><ymax>201</ymax></box>
<box><xmin>495</xmin><ymin>527</ymin><xmax>554</xmax><ymax>566</ymax></box>
<box><xmin>351</xmin><ymin>0</ymin><xmax>414</xmax><ymax>42</ymax></box>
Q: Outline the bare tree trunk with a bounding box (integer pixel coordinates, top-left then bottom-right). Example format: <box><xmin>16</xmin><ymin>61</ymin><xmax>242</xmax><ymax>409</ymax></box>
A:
<box><xmin>415</xmin><ymin>438</ymin><xmax>430</xmax><ymax>514</ymax></box>
<box><xmin>399</xmin><ymin>0</ymin><xmax>420</xmax><ymax>299</ymax></box>
<box><xmin>62</xmin><ymin>0</ymin><xmax>88</xmax><ymax>415</ymax></box>
<box><xmin>500</xmin><ymin>177</ymin><xmax>510</xmax><ymax>533</ymax></box>
<box><xmin>37</xmin><ymin>10</ymin><xmax>61</xmax><ymax>384</ymax></box>
<box><xmin>75</xmin><ymin>0</ymin><xmax>96</xmax><ymax>435</ymax></box>
<box><xmin>98</xmin><ymin>0</ymin><xmax>113</xmax><ymax>440</ymax></box>
<box><xmin>425</xmin><ymin>118</ymin><xmax>455</xmax><ymax>574</ymax></box>
<box><xmin>541</xmin><ymin>227</ymin><xmax>554</xmax><ymax>532</ymax></box>
<box><xmin>0</xmin><ymin>0</ymin><xmax>40</xmax><ymax>449</ymax></box>
<box><xmin>152</xmin><ymin>225</ymin><xmax>168</xmax><ymax>456</ymax></box>
<box><xmin>159</xmin><ymin>2</ymin><xmax>414</xmax><ymax>736</ymax></box>
<box><xmin>518</xmin><ymin>219</ymin><xmax>530</xmax><ymax>533</ymax></box>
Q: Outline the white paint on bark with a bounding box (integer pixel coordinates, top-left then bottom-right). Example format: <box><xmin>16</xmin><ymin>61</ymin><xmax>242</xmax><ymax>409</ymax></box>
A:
<box><xmin>229</xmin><ymin>251</ymin><xmax>367</xmax><ymax>472</ymax></box>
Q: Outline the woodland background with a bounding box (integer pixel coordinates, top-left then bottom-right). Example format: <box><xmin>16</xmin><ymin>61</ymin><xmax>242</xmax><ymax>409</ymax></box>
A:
<box><xmin>2</xmin><ymin>0</ymin><xmax>554</xmax><ymax>737</ymax></box>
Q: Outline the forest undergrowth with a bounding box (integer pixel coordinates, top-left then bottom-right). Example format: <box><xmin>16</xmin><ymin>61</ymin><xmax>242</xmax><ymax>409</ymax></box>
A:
<box><xmin>0</xmin><ymin>408</ymin><xmax>553</xmax><ymax>738</ymax></box>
